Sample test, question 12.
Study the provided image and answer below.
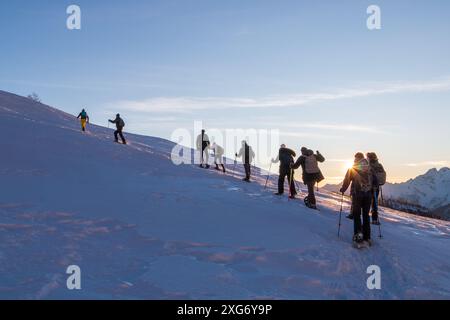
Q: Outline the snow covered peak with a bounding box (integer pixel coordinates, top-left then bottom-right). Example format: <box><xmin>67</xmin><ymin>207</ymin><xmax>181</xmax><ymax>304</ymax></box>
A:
<box><xmin>383</xmin><ymin>167</ymin><xmax>450</xmax><ymax>210</ymax></box>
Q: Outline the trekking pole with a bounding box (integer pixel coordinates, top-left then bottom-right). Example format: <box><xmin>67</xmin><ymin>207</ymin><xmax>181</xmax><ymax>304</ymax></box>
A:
<box><xmin>288</xmin><ymin>169</ymin><xmax>295</xmax><ymax>200</ymax></box>
<box><xmin>232</xmin><ymin>155</ymin><xmax>237</xmax><ymax>178</ymax></box>
<box><xmin>338</xmin><ymin>193</ymin><xmax>344</xmax><ymax>238</ymax></box>
<box><xmin>264</xmin><ymin>162</ymin><xmax>272</xmax><ymax>189</ymax></box>
<box><xmin>378</xmin><ymin>187</ymin><xmax>384</xmax><ymax>239</ymax></box>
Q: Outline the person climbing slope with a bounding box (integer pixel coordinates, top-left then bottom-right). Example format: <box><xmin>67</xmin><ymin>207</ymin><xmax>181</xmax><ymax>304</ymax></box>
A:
<box><xmin>235</xmin><ymin>141</ymin><xmax>255</xmax><ymax>182</ymax></box>
<box><xmin>340</xmin><ymin>152</ymin><xmax>373</xmax><ymax>248</ymax></box>
<box><xmin>212</xmin><ymin>142</ymin><xmax>226</xmax><ymax>173</ymax></box>
<box><xmin>77</xmin><ymin>109</ymin><xmax>89</xmax><ymax>132</ymax></box>
<box><xmin>291</xmin><ymin>147</ymin><xmax>325</xmax><ymax>209</ymax></box>
<box><xmin>108</xmin><ymin>114</ymin><xmax>127</xmax><ymax>145</ymax></box>
<box><xmin>367</xmin><ymin>152</ymin><xmax>386</xmax><ymax>225</ymax></box>
<box><xmin>196</xmin><ymin>130</ymin><xmax>210</xmax><ymax>168</ymax></box>
<box><xmin>272</xmin><ymin>144</ymin><xmax>297</xmax><ymax>198</ymax></box>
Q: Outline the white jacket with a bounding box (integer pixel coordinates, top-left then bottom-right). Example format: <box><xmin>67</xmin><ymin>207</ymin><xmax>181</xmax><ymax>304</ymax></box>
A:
<box><xmin>196</xmin><ymin>133</ymin><xmax>210</xmax><ymax>150</ymax></box>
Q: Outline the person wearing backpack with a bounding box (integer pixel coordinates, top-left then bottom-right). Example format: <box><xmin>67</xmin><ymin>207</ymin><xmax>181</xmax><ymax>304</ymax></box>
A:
<box><xmin>272</xmin><ymin>144</ymin><xmax>297</xmax><ymax>198</ymax></box>
<box><xmin>77</xmin><ymin>109</ymin><xmax>89</xmax><ymax>132</ymax></box>
<box><xmin>291</xmin><ymin>147</ymin><xmax>325</xmax><ymax>209</ymax></box>
<box><xmin>196</xmin><ymin>130</ymin><xmax>210</xmax><ymax>168</ymax></box>
<box><xmin>109</xmin><ymin>114</ymin><xmax>127</xmax><ymax>144</ymax></box>
<box><xmin>367</xmin><ymin>152</ymin><xmax>386</xmax><ymax>225</ymax></box>
<box><xmin>235</xmin><ymin>140</ymin><xmax>255</xmax><ymax>182</ymax></box>
<box><xmin>340</xmin><ymin>153</ymin><xmax>373</xmax><ymax>246</ymax></box>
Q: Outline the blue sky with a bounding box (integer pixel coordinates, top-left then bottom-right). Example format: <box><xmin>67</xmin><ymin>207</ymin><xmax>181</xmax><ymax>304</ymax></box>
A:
<box><xmin>1</xmin><ymin>0</ymin><xmax>449</xmax><ymax>183</ymax></box>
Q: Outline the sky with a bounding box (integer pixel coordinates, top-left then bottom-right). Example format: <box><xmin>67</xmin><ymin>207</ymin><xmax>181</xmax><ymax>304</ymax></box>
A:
<box><xmin>1</xmin><ymin>0</ymin><xmax>449</xmax><ymax>184</ymax></box>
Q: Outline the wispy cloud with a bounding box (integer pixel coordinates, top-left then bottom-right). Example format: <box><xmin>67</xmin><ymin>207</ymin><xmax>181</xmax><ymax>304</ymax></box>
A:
<box><xmin>109</xmin><ymin>77</ymin><xmax>450</xmax><ymax>113</ymax></box>
<box><xmin>405</xmin><ymin>161</ymin><xmax>450</xmax><ymax>167</ymax></box>
<box><xmin>264</xmin><ymin>122</ymin><xmax>386</xmax><ymax>134</ymax></box>
<box><xmin>280</xmin><ymin>131</ymin><xmax>344</xmax><ymax>139</ymax></box>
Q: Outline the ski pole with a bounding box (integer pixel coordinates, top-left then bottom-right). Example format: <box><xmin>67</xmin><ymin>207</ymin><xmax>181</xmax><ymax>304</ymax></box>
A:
<box><xmin>338</xmin><ymin>193</ymin><xmax>344</xmax><ymax>238</ymax></box>
<box><xmin>288</xmin><ymin>169</ymin><xmax>295</xmax><ymax>200</ymax></box>
<box><xmin>378</xmin><ymin>187</ymin><xmax>383</xmax><ymax>239</ymax></box>
<box><xmin>264</xmin><ymin>162</ymin><xmax>272</xmax><ymax>189</ymax></box>
<box><xmin>233</xmin><ymin>155</ymin><xmax>237</xmax><ymax>178</ymax></box>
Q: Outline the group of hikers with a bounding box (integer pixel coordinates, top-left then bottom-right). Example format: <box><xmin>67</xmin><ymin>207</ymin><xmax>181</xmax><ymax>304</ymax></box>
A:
<box><xmin>196</xmin><ymin>129</ymin><xmax>387</xmax><ymax>247</ymax></box>
<box><xmin>77</xmin><ymin>115</ymin><xmax>387</xmax><ymax>247</ymax></box>
<box><xmin>77</xmin><ymin>109</ymin><xmax>127</xmax><ymax>145</ymax></box>
<box><xmin>340</xmin><ymin>152</ymin><xmax>386</xmax><ymax>246</ymax></box>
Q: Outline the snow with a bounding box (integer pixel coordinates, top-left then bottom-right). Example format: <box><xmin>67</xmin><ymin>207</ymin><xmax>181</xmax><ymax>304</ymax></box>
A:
<box><xmin>0</xmin><ymin>90</ymin><xmax>449</xmax><ymax>300</ymax></box>
<box><xmin>382</xmin><ymin>168</ymin><xmax>450</xmax><ymax>210</ymax></box>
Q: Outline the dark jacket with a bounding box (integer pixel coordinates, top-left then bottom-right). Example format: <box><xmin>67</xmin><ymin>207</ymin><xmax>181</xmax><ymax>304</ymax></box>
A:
<box><xmin>341</xmin><ymin>159</ymin><xmax>373</xmax><ymax>195</ymax></box>
<box><xmin>292</xmin><ymin>149</ymin><xmax>325</xmax><ymax>184</ymax></box>
<box><xmin>273</xmin><ymin>148</ymin><xmax>296</xmax><ymax>169</ymax></box>
<box><xmin>110</xmin><ymin>116</ymin><xmax>125</xmax><ymax>130</ymax></box>
<box><xmin>368</xmin><ymin>159</ymin><xmax>386</xmax><ymax>187</ymax></box>
<box><xmin>77</xmin><ymin>111</ymin><xmax>89</xmax><ymax>120</ymax></box>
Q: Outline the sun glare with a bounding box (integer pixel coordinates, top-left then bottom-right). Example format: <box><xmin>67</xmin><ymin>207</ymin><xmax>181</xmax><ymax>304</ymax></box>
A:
<box><xmin>344</xmin><ymin>160</ymin><xmax>354</xmax><ymax>171</ymax></box>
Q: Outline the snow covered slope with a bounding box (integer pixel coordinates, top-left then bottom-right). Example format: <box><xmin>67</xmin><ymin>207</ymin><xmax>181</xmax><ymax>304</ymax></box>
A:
<box><xmin>0</xmin><ymin>90</ymin><xmax>449</xmax><ymax>300</ymax></box>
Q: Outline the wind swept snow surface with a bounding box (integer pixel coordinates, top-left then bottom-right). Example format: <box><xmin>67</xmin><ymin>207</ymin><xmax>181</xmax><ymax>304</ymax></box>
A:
<box><xmin>0</xmin><ymin>90</ymin><xmax>449</xmax><ymax>299</ymax></box>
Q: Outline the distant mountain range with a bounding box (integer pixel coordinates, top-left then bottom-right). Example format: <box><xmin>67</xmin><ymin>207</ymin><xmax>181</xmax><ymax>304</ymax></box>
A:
<box><xmin>323</xmin><ymin>167</ymin><xmax>450</xmax><ymax>220</ymax></box>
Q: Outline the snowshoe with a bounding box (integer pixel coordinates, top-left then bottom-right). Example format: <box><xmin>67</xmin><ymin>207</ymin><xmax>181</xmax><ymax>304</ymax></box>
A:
<box><xmin>205</xmin><ymin>164</ymin><xmax>210</xmax><ymax>169</ymax></box>
<box><xmin>352</xmin><ymin>233</ymin><xmax>367</xmax><ymax>249</ymax></box>
<box><xmin>274</xmin><ymin>192</ymin><xmax>284</xmax><ymax>196</ymax></box>
<box><xmin>346</xmin><ymin>213</ymin><xmax>354</xmax><ymax>220</ymax></box>
<box><xmin>304</xmin><ymin>196</ymin><xmax>309</xmax><ymax>206</ymax></box>
<box><xmin>303</xmin><ymin>197</ymin><xmax>317</xmax><ymax>209</ymax></box>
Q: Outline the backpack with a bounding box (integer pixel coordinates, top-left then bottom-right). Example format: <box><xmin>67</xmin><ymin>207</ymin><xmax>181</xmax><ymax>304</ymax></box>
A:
<box><xmin>371</xmin><ymin>162</ymin><xmax>386</xmax><ymax>186</ymax></box>
<box><xmin>305</xmin><ymin>155</ymin><xmax>320</xmax><ymax>174</ymax></box>
<box><xmin>118</xmin><ymin>118</ymin><xmax>125</xmax><ymax>128</ymax></box>
<box><xmin>353</xmin><ymin>161</ymin><xmax>373</xmax><ymax>193</ymax></box>
<box><xmin>80</xmin><ymin>111</ymin><xmax>87</xmax><ymax>119</ymax></box>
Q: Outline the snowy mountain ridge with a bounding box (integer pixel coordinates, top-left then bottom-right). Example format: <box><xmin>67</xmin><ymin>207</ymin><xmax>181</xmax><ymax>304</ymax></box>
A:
<box><xmin>383</xmin><ymin>167</ymin><xmax>450</xmax><ymax>210</ymax></box>
<box><xmin>0</xmin><ymin>89</ymin><xmax>449</xmax><ymax>300</ymax></box>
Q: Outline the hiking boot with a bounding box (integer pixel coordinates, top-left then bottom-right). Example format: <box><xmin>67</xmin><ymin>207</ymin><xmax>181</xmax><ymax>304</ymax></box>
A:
<box><xmin>346</xmin><ymin>213</ymin><xmax>354</xmax><ymax>220</ymax></box>
<box><xmin>205</xmin><ymin>164</ymin><xmax>210</xmax><ymax>169</ymax></box>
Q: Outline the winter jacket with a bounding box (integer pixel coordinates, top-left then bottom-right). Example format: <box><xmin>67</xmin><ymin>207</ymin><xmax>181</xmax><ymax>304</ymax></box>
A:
<box><xmin>77</xmin><ymin>111</ymin><xmax>89</xmax><ymax>120</ymax></box>
<box><xmin>213</xmin><ymin>144</ymin><xmax>224</xmax><ymax>156</ymax></box>
<box><xmin>236</xmin><ymin>143</ymin><xmax>255</xmax><ymax>165</ymax></box>
<box><xmin>341</xmin><ymin>158</ymin><xmax>373</xmax><ymax>195</ymax></box>
<box><xmin>368</xmin><ymin>159</ymin><xmax>386</xmax><ymax>187</ymax></box>
<box><xmin>291</xmin><ymin>149</ymin><xmax>325</xmax><ymax>184</ymax></box>
<box><xmin>110</xmin><ymin>116</ymin><xmax>125</xmax><ymax>129</ymax></box>
<box><xmin>272</xmin><ymin>148</ymin><xmax>296</xmax><ymax>169</ymax></box>
<box><xmin>196</xmin><ymin>133</ymin><xmax>210</xmax><ymax>150</ymax></box>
